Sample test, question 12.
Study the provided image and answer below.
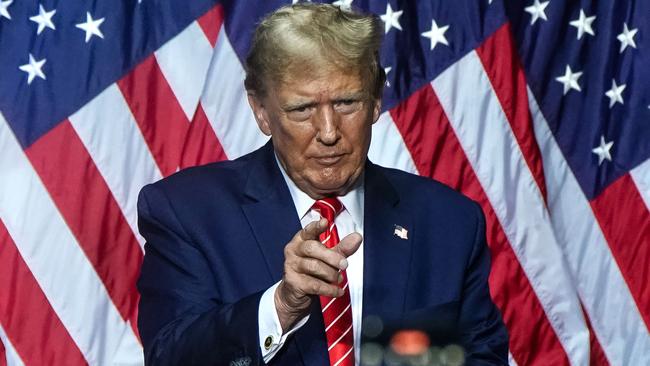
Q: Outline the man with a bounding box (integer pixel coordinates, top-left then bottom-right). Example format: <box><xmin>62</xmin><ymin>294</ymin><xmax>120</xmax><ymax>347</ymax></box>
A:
<box><xmin>137</xmin><ymin>3</ymin><xmax>508</xmax><ymax>365</ymax></box>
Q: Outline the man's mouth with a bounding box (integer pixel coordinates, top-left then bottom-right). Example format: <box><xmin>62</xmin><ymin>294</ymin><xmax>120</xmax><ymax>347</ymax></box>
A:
<box><xmin>313</xmin><ymin>154</ymin><xmax>344</xmax><ymax>165</ymax></box>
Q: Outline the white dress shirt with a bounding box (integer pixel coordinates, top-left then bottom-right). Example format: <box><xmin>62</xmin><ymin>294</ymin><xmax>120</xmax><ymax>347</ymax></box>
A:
<box><xmin>258</xmin><ymin>158</ymin><xmax>365</xmax><ymax>364</ymax></box>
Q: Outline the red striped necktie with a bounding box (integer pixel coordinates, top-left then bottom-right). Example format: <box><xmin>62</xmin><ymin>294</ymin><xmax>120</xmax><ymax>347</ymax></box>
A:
<box><xmin>312</xmin><ymin>198</ymin><xmax>355</xmax><ymax>366</ymax></box>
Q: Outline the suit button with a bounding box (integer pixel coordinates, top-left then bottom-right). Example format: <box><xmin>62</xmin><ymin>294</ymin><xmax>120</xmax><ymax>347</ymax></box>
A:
<box><xmin>264</xmin><ymin>336</ymin><xmax>273</xmax><ymax>350</ymax></box>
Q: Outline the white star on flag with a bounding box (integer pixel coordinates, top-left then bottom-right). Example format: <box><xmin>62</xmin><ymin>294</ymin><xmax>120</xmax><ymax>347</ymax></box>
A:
<box><xmin>569</xmin><ymin>9</ymin><xmax>595</xmax><ymax>40</ymax></box>
<box><xmin>555</xmin><ymin>65</ymin><xmax>582</xmax><ymax>95</ymax></box>
<box><xmin>421</xmin><ymin>20</ymin><xmax>449</xmax><ymax>50</ymax></box>
<box><xmin>332</xmin><ymin>0</ymin><xmax>353</xmax><ymax>11</ymax></box>
<box><xmin>19</xmin><ymin>54</ymin><xmax>47</xmax><ymax>84</ymax></box>
<box><xmin>617</xmin><ymin>23</ymin><xmax>638</xmax><ymax>53</ymax></box>
<box><xmin>592</xmin><ymin>136</ymin><xmax>613</xmax><ymax>165</ymax></box>
<box><xmin>76</xmin><ymin>12</ymin><xmax>105</xmax><ymax>43</ymax></box>
<box><xmin>380</xmin><ymin>4</ymin><xmax>403</xmax><ymax>34</ymax></box>
<box><xmin>384</xmin><ymin>66</ymin><xmax>392</xmax><ymax>86</ymax></box>
<box><xmin>0</xmin><ymin>0</ymin><xmax>12</xmax><ymax>20</ymax></box>
<box><xmin>30</xmin><ymin>5</ymin><xmax>56</xmax><ymax>35</ymax></box>
<box><xmin>605</xmin><ymin>79</ymin><xmax>626</xmax><ymax>108</ymax></box>
<box><xmin>525</xmin><ymin>0</ymin><xmax>550</xmax><ymax>25</ymax></box>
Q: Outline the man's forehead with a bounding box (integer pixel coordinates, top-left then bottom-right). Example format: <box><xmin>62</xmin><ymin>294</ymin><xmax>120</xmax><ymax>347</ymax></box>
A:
<box><xmin>274</xmin><ymin>69</ymin><xmax>369</xmax><ymax>98</ymax></box>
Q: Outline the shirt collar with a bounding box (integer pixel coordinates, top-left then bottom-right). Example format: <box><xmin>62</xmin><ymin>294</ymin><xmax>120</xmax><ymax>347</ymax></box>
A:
<box><xmin>274</xmin><ymin>154</ymin><xmax>364</xmax><ymax>227</ymax></box>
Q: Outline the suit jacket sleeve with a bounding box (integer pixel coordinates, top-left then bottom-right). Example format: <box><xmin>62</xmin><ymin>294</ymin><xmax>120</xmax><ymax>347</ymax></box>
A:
<box><xmin>136</xmin><ymin>183</ymin><xmax>263</xmax><ymax>365</ymax></box>
<box><xmin>459</xmin><ymin>202</ymin><xmax>509</xmax><ymax>364</ymax></box>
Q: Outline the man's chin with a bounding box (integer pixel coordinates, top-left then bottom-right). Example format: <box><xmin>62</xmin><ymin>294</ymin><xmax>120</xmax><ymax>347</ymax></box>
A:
<box><xmin>303</xmin><ymin>176</ymin><xmax>361</xmax><ymax>198</ymax></box>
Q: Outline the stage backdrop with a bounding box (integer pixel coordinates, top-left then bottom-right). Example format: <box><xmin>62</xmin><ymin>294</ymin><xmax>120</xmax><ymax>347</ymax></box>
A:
<box><xmin>0</xmin><ymin>0</ymin><xmax>648</xmax><ymax>365</ymax></box>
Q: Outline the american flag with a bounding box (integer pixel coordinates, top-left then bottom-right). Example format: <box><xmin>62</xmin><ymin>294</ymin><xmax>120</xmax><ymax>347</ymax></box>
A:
<box><xmin>0</xmin><ymin>0</ymin><xmax>648</xmax><ymax>364</ymax></box>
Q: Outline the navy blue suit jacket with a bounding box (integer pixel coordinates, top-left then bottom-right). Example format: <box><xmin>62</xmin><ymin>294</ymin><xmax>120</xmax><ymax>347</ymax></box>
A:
<box><xmin>137</xmin><ymin>141</ymin><xmax>508</xmax><ymax>365</ymax></box>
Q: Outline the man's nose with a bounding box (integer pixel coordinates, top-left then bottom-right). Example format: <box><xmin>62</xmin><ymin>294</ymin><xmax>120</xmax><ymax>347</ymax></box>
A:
<box><xmin>315</xmin><ymin>105</ymin><xmax>340</xmax><ymax>145</ymax></box>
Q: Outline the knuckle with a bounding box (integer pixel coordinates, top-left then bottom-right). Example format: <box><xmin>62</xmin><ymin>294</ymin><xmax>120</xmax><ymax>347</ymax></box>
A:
<box><xmin>306</xmin><ymin>258</ymin><xmax>319</xmax><ymax>273</ymax></box>
<box><xmin>285</xmin><ymin>257</ymin><xmax>300</xmax><ymax>274</ymax></box>
<box><xmin>311</xmin><ymin>281</ymin><xmax>322</xmax><ymax>294</ymax></box>
<box><xmin>303</xmin><ymin>241</ymin><xmax>316</xmax><ymax>256</ymax></box>
<box><xmin>284</xmin><ymin>243</ymin><xmax>293</xmax><ymax>257</ymax></box>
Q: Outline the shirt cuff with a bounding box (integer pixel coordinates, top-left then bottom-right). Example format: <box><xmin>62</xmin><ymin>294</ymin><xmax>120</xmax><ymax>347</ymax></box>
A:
<box><xmin>258</xmin><ymin>281</ymin><xmax>310</xmax><ymax>363</ymax></box>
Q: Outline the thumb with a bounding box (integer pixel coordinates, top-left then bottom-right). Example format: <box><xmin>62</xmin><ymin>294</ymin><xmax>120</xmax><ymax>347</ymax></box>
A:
<box><xmin>334</xmin><ymin>232</ymin><xmax>362</xmax><ymax>258</ymax></box>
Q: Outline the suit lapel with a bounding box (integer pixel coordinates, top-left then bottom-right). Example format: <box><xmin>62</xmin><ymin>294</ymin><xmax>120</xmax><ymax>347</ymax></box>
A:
<box><xmin>240</xmin><ymin>142</ymin><xmax>329</xmax><ymax>366</ymax></box>
<box><xmin>241</xmin><ymin>143</ymin><xmax>301</xmax><ymax>282</ymax></box>
<box><xmin>362</xmin><ymin>163</ymin><xmax>413</xmax><ymax>324</ymax></box>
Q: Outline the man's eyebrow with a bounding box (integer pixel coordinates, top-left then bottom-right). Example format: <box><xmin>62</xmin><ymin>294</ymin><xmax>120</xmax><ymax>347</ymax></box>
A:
<box><xmin>281</xmin><ymin>101</ymin><xmax>316</xmax><ymax>110</ymax></box>
<box><xmin>281</xmin><ymin>91</ymin><xmax>367</xmax><ymax>110</ymax></box>
<box><xmin>333</xmin><ymin>91</ymin><xmax>366</xmax><ymax>101</ymax></box>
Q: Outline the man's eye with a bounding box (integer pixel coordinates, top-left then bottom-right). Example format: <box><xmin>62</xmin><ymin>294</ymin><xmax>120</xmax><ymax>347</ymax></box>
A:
<box><xmin>337</xmin><ymin>99</ymin><xmax>357</xmax><ymax>106</ymax></box>
<box><xmin>335</xmin><ymin>100</ymin><xmax>361</xmax><ymax>113</ymax></box>
<box><xmin>287</xmin><ymin>106</ymin><xmax>311</xmax><ymax>121</ymax></box>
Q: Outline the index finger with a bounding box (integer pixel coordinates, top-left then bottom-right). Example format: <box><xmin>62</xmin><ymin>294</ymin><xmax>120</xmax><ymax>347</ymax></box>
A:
<box><xmin>299</xmin><ymin>218</ymin><xmax>328</xmax><ymax>241</ymax></box>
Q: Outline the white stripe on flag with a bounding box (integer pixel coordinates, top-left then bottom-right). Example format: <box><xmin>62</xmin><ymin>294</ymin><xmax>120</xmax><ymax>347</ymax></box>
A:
<box><xmin>431</xmin><ymin>51</ymin><xmax>590</xmax><ymax>365</ymax></box>
<box><xmin>368</xmin><ymin>112</ymin><xmax>419</xmax><ymax>174</ymax></box>
<box><xmin>630</xmin><ymin>157</ymin><xmax>650</xmax><ymax>211</ymax></box>
<box><xmin>0</xmin><ymin>113</ymin><xmax>143</xmax><ymax>365</ymax></box>
<box><xmin>0</xmin><ymin>323</ymin><xmax>24</xmax><ymax>366</ymax></box>
<box><xmin>155</xmin><ymin>21</ymin><xmax>214</xmax><ymax>121</ymax></box>
<box><xmin>111</xmin><ymin>325</ymin><xmax>146</xmax><ymax>366</ymax></box>
<box><xmin>508</xmin><ymin>352</ymin><xmax>519</xmax><ymax>366</ymax></box>
<box><xmin>200</xmin><ymin>27</ymin><xmax>268</xmax><ymax>159</ymax></box>
<box><xmin>527</xmin><ymin>87</ymin><xmax>650</xmax><ymax>365</ymax></box>
<box><xmin>69</xmin><ymin>85</ymin><xmax>163</xmax><ymax>248</ymax></box>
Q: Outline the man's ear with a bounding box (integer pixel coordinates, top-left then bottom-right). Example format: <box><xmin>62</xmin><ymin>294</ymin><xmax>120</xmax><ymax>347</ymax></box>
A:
<box><xmin>371</xmin><ymin>98</ymin><xmax>382</xmax><ymax>125</ymax></box>
<box><xmin>247</xmin><ymin>92</ymin><xmax>272</xmax><ymax>136</ymax></box>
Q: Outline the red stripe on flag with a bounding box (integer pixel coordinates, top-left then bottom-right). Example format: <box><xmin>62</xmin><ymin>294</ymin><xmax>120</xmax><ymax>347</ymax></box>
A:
<box><xmin>117</xmin><ymin>55</ymin><xmax>190</xmax><ymax>177</ymax></box>
<box><xmin>580</xmin><ymin>303</ymin><xmax>610</xmax><ymax>366</ymax></box>
<box><xmin>390</xmin><ymin>85</ymin><xmax>570</xmax><ymax>366</ymax></box>
<box><xmin>590</xmin><ymin>173</ymin><xmax>650</xmax><ymax>329</ymax></box>
<box><xmin>197</xmin><ymin>4</ymin><xmax>225</xmax><ymax>48</ymax></box>
<box><xmin>475</xmin><ymin>23</ymin><xmax>548</xmax><ymax>204</ymax></box>
<box><xmin>181</xmin><ymin>104</ymin><xmax>228</xmax><ymax>167</ymax></box>
<box><xmin>0</xmin><ymin>219</ymin><xmax>87</xmax><ymax>365</ymax></box>
<box><xmin>24</xmin><ymin>121</ymin><xmax>142</xmax><ymax>338</ymax></box>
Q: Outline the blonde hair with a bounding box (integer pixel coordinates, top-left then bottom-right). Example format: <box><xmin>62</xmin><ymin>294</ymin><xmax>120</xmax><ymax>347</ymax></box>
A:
<box><xmin>244</xmin><ymin>3</ymin><xmax>385</xmax><ymax>98</ymax></box>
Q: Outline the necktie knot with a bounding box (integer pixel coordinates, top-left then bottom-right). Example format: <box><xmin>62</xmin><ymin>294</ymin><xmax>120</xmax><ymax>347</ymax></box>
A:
<box><xmin>312</xmin><ymin>197</ymin><xmax>343</xmax><ymax>222</ymax></box>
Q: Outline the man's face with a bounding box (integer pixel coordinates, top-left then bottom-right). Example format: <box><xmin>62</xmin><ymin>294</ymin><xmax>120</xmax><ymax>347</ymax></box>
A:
<box><xmin>249</xmin><ymin>68</ymin><xmax>381</xmax><ymax>199</ymax></box>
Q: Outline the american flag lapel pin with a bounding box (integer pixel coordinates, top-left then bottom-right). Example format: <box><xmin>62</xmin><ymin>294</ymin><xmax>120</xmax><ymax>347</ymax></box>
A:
<box><xmin>393</xmin><ymin>225</ymin><xmax>408</xmax><ymax>240</ymax></box>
